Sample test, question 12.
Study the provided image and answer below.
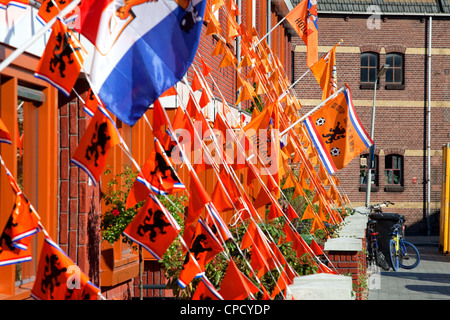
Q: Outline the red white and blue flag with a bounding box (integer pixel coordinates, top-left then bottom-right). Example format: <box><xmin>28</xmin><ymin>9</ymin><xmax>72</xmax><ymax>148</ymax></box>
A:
<box><xmin>78</xmin><ymin>0</ymin><xmax>206</xmax><ymax>126</ymax></box>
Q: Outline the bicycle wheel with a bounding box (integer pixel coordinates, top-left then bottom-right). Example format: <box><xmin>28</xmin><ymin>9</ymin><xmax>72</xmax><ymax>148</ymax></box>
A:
<box><xmin>376</xmin><ymin>250</ymin><xmax>391</xmax><ymax>271</ymax></box>
<box><xmin>399</xmin><ymin>240</ymin><xmax>420</xmax><ymax>269</ymax></box>
<box><xmin>389</xmin><ymin>239</ymin><xmax>399</xmax><ymax>271</ymax></box>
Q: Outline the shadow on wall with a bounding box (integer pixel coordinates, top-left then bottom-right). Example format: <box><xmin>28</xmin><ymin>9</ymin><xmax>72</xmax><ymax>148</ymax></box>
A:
<box><xmin>404</xmin><ymin>210</ymin><xmax>440</xmax><ymax>236</ymax></box>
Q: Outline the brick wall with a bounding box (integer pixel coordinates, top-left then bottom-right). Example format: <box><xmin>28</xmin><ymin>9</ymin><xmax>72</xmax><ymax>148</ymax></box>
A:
<box><xmin>133</xmin><ymin>261</ymin><xmax>175</xmax><ymax>299</ymax></box>
<box><xmin>58</xmin><ymin>85</ymin><xmax>103</xmax><ymax>290</ymax></box>
<box><xmin>292</xmin><ymin>14</ymin><xmax>450</xmax><ymax>234</ymax></box>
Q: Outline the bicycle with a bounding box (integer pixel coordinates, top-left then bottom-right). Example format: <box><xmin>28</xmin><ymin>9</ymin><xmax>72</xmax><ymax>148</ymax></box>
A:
<box><xmin>364</xmin><ymin>201</ymin><xmax>394</xmax><ymax>271</ymax></box>
<box><xmin>367</xmin><ymin>218</ymin><xmax>391</xmax><ymax>271</ymax></box>
<box><xmin>389</xmin><ymin>221</ymin><xmax>420</xmax><ymax>271</ymax></box>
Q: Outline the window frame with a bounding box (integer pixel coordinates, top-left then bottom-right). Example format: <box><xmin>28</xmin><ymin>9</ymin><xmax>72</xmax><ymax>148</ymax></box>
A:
<box><xmin>360</xmin><ymin>52</ymin><xmax>380</xmax><ymax>89</ymax></box>
<box><xmin>384</xmin><ymin>154</ymin><xmax>404</xmax><ymax>190</ymax></box>
<box><xmin>385</xmin><ymin>52</ymin><xmax>405</xmax><ymax>90</ymax></box>
<box><xmin>359</xmin><ymin>153</ymin><xmax>379</xmax><ymax>192</ymax></box>
<box><xmin>0</xmin><ymin>71</ymin><xmax>58</xmax><ymax>299</ymax></box>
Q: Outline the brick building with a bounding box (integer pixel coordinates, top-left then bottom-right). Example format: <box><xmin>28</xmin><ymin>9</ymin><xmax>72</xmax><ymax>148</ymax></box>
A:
<box><xmin>0</xmin><ymin>0</ymin><xmax>296</xmax><ymax>299</ymax></box>
<box><xmin>291</xmin><ymin>0</ymin><xmax>450</xmax><ymax>235</ymax></box>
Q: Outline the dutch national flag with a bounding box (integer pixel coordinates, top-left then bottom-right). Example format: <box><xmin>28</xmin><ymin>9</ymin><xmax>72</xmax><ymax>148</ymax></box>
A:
<box><xmin>78</xmin><ymin>0</ymin><xmax>206</xmax><ymax>126</ymax></box>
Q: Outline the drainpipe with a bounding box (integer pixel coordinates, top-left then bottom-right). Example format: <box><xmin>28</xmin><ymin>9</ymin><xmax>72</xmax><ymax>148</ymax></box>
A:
<box><xmin>267</xmin><ymin>0</ymin><xmax>271</xmax><ymax>47</ymax></box>
<box><xmin>426</xmin><ymin>16</ymin><xmax>432</xmax><ymax>236</ymax></box>
<box><xmin>236</xmin><ymin>0</ymin><xmax>242</xmax><ymax>114</ymax></box>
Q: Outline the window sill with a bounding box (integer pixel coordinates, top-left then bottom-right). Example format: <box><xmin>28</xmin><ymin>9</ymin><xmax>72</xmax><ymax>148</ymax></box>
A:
<box><xmin>100</xmin><ymin>242</ymin><xmax>139</xmax><ymax>287</ymax></box>
<box><xmin>359</xmin><ymin>185</ymin><xmax>379</xmax><ymax>192</ymax></box>
<box><xmin>384</xmin><ymin>185</ymin><xmax>404</xmax><ymax>192</ymax></box>
<box><xmin>0</xmin><ymin>282</ymin><xmax>33</xmax><ymax>300</ymax></box>
<box><xmin>385</xmin><ymin>84</ymin><xmax>405</xmax><ymax>90</ymax></box>
<box><xmin>359</xmin><ymin>83</ymin><xmax>380</xmax><ymax>90</ymax></box>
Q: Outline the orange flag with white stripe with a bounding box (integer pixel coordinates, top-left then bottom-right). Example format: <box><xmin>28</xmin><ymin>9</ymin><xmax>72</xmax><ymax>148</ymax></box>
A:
<box><xmin>124</xmin><ymin>195</ymin><xmax>181</xmax><ymax>260</ymax></box>
<box><xmin>35</xmin><ymin>18</ymin><xmax>86</xmax><ymax>97</ymax></box>
<box><xmin>31</xmin><ymin>237</ymin><xmax>100</xmax><ymax>300</ymax></box>
<box><xmin>71</xmin><ymin>106</ymin><xmax>120</xmax><ymax>185</ymax></box>
<box><xmin>303</xmin><ymin>85</ymin><xmax>373</xmax><ymax>175</ymax></box>
<box><xmin>0</xmin><ymin>118</ymin><xmax>12</xmax><ymax>145</ymax></box>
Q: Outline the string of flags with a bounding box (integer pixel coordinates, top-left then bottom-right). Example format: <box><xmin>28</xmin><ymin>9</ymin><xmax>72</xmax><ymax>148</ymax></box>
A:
<box><xmin>0</xmin><ymin>0</ymin><xmax>375</xmax><ymax>300</ymax></box>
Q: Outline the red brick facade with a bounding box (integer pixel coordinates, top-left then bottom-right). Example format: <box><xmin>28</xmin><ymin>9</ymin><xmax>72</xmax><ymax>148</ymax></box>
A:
<box><xmin>292</xmin><ymin>14</ymin><xmax>450</xmax><ymax>235</ymax></box>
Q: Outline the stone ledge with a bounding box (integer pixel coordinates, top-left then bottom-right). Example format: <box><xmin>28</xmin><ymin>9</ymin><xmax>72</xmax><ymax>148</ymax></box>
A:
<box><xmin>338</xmin><ymin>212</ymin><xmax>368</xmax><ymax>239</ymax></box>
<box><xmin>287</xmin><ymin>274</ymin><xmax>354</xmax><ymax>300</ymax></box>
<box><xmin>324</xmin><ymin>237</ymin><xmax>363</xmax><ymax>252</ymax></box>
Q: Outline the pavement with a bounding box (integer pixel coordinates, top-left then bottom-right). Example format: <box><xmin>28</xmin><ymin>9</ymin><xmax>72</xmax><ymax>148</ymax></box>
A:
<box><xmin>368</xmin><ymin>236</ymin><xmax>450</xmax><ymax>300</ymax></box>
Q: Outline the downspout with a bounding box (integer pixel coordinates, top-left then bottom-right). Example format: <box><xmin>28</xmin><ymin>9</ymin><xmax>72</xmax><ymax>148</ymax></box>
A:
<box><xmin>427</xmin><ymin>16</ymin><xmax>432</xmax><ymax>236</ymax></box>
<box><xmin>267</xmin><ymin>0</ymin><xmax>271</xmax><ymax>47</ymax></box>
<box><xmin>236</xmin><ymin>0</ymin><xmax>242</xmax><ymax>113</ymax></box>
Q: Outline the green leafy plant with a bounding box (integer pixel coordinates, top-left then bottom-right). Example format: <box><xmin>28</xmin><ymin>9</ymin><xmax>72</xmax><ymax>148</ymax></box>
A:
<box><xmin>101</xmin><ymin>166</ymin><xmax>143</xmax><ymax>246</ymax></box>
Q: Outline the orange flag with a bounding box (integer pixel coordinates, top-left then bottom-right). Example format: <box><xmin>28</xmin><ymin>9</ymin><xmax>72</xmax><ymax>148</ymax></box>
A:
<box><xmin>301</xmin><ymin>204</ymin><xmax>315</xmax><ymax>220</ymax></box>
<box><xmin>303</xmin><ymin>85</ymin><xmax>373</xmax><ymax>175</ymax></box>
<box><xmin>271</xmin><ymin>264</ymin><xmax>297</xmax><ymax>299</ymax></box>
<box><xmin>310</xmin><ymin>238</ymin><xmax>324</xmax><ymax>256</ymax></box>
<box><xmin>192</xmin><ymin>277</ymin><xmax>223</xmax><ymax>300</ymax></box>
<box><xmin>36</xmin><ymin>0</ymin><xmax>74</xmax><ymax>25</ymax></box>
<box><xmin>0</xmin><ymin>193</ymin><xmax>40</xmax><ymax>266</ymax></box>
<box><xmin>35</xmin><ymin>18</ymin><xmax>87</xmax><ymax>97</ymax></box>
<box><xmin>310</xmin><ymin>42</ymin><xmax>340</xmax><ymax>100</ymax></box>
<box><xmin>31</xmin><ymin>237</ymin><xmax>100</xmax><ymax>300</ymax></box>
<box><xmin>83</xmin><ymin>88</ymin><xmax>101</xmax><ymax>117</ymax></box>
<box><xmin>186</xmin><ymin>170</ymin><xmax>212</xmax><ymax>224</ymax></box>
<box><xmin>70</xmin><ymin>106</ymin><xmax>120</xmax><ymax>185</ymax></box>
<box><xmin>152</xmin><ymin>99</ymin><xmax>169</xmax><ymax>140</ymax></box>
<box><xmin>191</xmin><ymin>71</ymin><xmax>203</xmax><ymax>92</ymax></box>
<box><xmin>285</xmin><ymin>0</ymin><xmax>318</xmax><ymax>67</ymax></box>
<box><xmin>205</xmin><ymin>203</ymin><xmax>233</xmax><ymax>242</ymax></box>
<box><xmin>286</xmin><ymin>204</ymin><xmax>299</xmax><ymax>222</ymax></box>
<box><xmin>0</xmin><ymin>118</ymin><xmax>12</xmax><ymax>145</ymax></box>
<box><xmin>126</xmin><ymin>137</ymin><xmax>185</xmax><ymax>209</ymax></box>
<box><xmin>0</xmin><ymin>0</ymin><xmax>27</xmax><ymax>9</ymax></box>
<box><xmin>178</xmin><ymin>218</ymin><xmax>224</xmax><ymax>289</ymax></box>
<box><xmin>124</xmin><ymin>195</ymin><xmax>181</xmax><ymax>260</ymax></box>
<box><xmin>218</xmin><ymin>259</ymin><xmax>260</xmax><ymax>300</ymax></box>
<box><xmin>160</xmin><ymin>86</ymin><xmax>177</xmax><ymax>97</ymax></box>
<box><xmin>201</xmin><ymin>58</ymin><xmax>212</xmax><ymax>77</ymax></box>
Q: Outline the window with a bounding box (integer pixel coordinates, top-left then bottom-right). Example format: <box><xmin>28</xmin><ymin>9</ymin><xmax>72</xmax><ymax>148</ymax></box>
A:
<box><xmin>359</xmin><ymin>154</ymin><xmax>378</xmax><ymax>191</ymax></box>
<box><xmin>385</xmin><ymin>53</ymin><xmax>404</xmax><ymax>87</ymax></box>
<box><xmin>360</xmin><ymin>52</ymin><xmax>379</xmax><ymax>86</ymax></box>
<box><xmin>0</xmin><ymin>77</ymin><xmax>58</xmax><ymax>299</ymax></box>
<box><xmin>385</xmin><ymin>154</ymin><xmax>403</xmax><ymax>186</ymax></box>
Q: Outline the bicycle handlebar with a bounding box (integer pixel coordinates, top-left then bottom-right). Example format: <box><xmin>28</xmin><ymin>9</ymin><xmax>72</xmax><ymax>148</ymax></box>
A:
<box><xmin>369</xmin><ymin>201</ymin><xmax>395</xmax><ymax>210</ymax></box>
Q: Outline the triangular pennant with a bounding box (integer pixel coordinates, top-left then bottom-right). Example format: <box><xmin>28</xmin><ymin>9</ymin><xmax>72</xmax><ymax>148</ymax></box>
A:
<box><xmin>218</xmin><ymin>259</ymin><xmax>259</xmax><ymax>300</ymax></box>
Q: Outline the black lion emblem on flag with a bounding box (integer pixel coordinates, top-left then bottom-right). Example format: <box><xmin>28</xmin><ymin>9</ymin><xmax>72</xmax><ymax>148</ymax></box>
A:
<box><xmin>322</xmin><ymin>122</ymin><xmax>346</xmax><ymax>144</ymax></box>
<box><xmin>41</xmin><ymin>254</ymin><xmax>67</xmax><ymax>299</ymax></box>
<box><xmin>137</xmin><ymin>208</ymin><xmax>171</xmax><ymax>242</ymax></box>
<box><xmin>49</xmin><ymin>31</ymin><xmax>81</xmax><ymax>78</ymax></box>
<box><xmin>85</xmin><ymin>121</ymin><xmax>111</xmax><ymax>167</ymax></box>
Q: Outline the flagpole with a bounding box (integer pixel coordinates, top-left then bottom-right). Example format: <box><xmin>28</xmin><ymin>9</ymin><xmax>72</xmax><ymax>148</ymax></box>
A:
<box><xmin>280</xmin><ymin>85</ymin><xmax>345</xmax><ymax>137</ymax></box>
<box><xmin>278</xmin><ymin>69</ymin><xmax>311</xmax><ymax>102</ymax></box>
<box><xmin>254</xmin><ymin>16</ymin><xmax>286</xmax><ymax>47</ymax></box>
<box><xmin>0</xmin><ymin>0</ymin><xmax>81</xmax><ymax>73</ymax></box>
